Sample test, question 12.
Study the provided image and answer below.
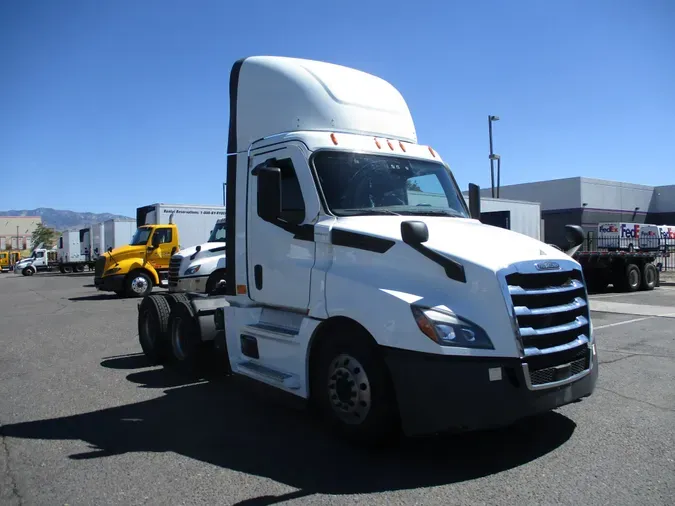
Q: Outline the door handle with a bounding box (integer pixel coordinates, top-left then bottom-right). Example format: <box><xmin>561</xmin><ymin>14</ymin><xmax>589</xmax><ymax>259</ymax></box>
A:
<box><xmin>254</xmin><ymin>264</ymin><xmax>263</xmax><ymax>290</ymax></box>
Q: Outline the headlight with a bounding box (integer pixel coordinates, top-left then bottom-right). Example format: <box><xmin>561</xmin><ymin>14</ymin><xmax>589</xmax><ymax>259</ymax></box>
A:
<box><xmin>411</xmin><ymin>305</ymin><xmax>494</xmax><ymax>349</ymax></box>
<box><xmin>184</xmin><ymin>265</ymin><xmax>201</xmax><ymax>276</ymax></box>
<box><xmin>104</xmin><ymin>267</ymin><xmax>121</xmax><ymax>276</ymax></box>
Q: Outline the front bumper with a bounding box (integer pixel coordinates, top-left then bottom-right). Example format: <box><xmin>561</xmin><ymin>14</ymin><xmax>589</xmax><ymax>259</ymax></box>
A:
<box><xmin>383</xmin><ymin>343</ymin><xmax>598</xmax><ymax>436</ymax></box>
<box><xmin>94</xmin><ymin>274</ymin><xmax>125</xmax><ymax>293</ymax></box>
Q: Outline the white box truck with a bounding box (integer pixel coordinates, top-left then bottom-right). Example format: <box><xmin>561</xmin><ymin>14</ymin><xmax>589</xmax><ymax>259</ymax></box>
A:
<box><xmin>136</xmin><ymin>56</ymin><xmax>597</xmax><ymax>445</ymax></box>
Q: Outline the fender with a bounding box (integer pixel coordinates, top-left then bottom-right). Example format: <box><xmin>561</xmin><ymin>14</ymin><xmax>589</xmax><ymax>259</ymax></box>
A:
<box><xmin>111</xmin><ymin>258</ymin><xmax>161</xmax><ymax>285</ymax></box>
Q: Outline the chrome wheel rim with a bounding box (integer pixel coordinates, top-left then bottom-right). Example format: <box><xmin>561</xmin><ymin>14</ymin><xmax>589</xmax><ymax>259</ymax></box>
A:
<box><xmin>327</xmin><ymin>354</ymin><xmax>371</xmax><ymax>424</ymax></box>
<box><xmin>131</xmin><ymin>276</ymin><xmax>149</xmax><ymax>294</ymax></box>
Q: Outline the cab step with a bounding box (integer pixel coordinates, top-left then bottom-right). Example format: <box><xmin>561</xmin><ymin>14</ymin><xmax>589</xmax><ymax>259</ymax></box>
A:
<box><xmin>236</xmin><ymin>361</ymin><xmax>301</xmax><ymax>389</ymax></box>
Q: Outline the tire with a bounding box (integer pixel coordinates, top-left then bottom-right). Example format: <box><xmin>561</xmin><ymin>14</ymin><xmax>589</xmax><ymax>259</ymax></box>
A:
<box><xmin>311</xmin><ymin>327</ymin><xmax>399</xmax><ymax>446</ymax></box>
<box><xmin>62</xmin><ymin>265</ymin><xmax>73</xmax><ymax>274</ymax></box>
<box><xmin>640</xmin><ymin>263</ymin><xmax>657</xmax><ymax>291</ymax></box>
<box><xmin>619</xmin><ymin>263</ymin><xmax>641</xmax><ymax>292</ymax></box>
<box><xmin>138</xmin><ymin>294</ymin><xmax>171</xmax><ymax>364</ymax></box>
<box><xmin>205</xmin><ymin>269</ymin><xmax>226</xmax><ymax>295</ymax></box>
<box><xmin>125</xmin><ymin>270</ymin><xmax>153</xmax><ymax>298</ymax></box>
<box><xmin>167</xmin><ymin>299</ymin><xmax>204</xmax><ymax>371</ymax></box>
<box><xmin>22</xmin><ymin>267</ymin><xmax>34</xmax><ymax>276</ymax></box>
<box><xmin>75</xmin><ymin>264</ymin><xmax>85</xmax><ymax>273</ymax></box>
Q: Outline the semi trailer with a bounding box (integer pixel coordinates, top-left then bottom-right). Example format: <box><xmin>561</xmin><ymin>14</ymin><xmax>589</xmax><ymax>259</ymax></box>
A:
<box><xmin>57</xmin><ymin>229</ymin><xmax>96</xmax><ymax>272</ymax></box>
<box><xmin>136</xmin><ymin>55</ymin><xmax>598</xmax><ymax>444</ymax></box>
<box><xmin>94</xmin><ymin>204</ymin><xmax>226</xmax><ymax>297</ymax></box>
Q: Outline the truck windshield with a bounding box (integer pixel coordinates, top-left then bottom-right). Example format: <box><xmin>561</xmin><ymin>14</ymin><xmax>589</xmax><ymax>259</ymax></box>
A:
<box><xmin>208</xmin><ymin>222</ymin><xmax>227</xmax><ymax>242</ymax></box>
<box><xmin>312</xmin><ymin>151</ymin><xmax>470</xmax><ymax>218</ymax></box>
<box><xmin>130</xmin><ymin>227</ymin><xmax>152</xmax><ymax>245</ymax></box>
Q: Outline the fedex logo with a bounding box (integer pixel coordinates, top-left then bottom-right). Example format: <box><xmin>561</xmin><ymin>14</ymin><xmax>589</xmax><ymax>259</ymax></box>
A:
<box><xmin>621</xmin><ymin>224</ymin><xmax>640</xmax><ymax>238</ymax></box>
<box><xmin>599</xmin><ymin>224</ymin><xmax>618</xmax><ymax>233</ymax></box>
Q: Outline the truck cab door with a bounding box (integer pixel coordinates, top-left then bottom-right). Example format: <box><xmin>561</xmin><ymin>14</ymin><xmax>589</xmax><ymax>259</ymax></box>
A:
<box><xmin>146</xmin><ymin>227</ymin><xmax>175</xmax><ymax>277</ymax></box>
<box><xmin>247</xmin><ymin>143</ymin><xmax>320</xmax><ymax>311</ymax></box>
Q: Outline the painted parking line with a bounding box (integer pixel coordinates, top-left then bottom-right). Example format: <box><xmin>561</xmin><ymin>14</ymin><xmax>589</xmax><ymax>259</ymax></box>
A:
<box><xmin>589</xmin><ymin>300</ymin><xmax>675</xmax><ymax>318</ymax></box>
<box><xmin>593</xmin><ymin>317</ymin><xmax>655</xmax><ymax>330</ymax></box>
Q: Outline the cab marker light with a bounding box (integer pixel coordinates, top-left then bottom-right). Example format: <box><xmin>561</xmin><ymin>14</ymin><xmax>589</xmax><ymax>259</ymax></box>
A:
<box><xmin>330</xmin><ymin>133</ymin><xmax>338</xmax><ymax>145</ymax></box>
<box><xmin>428</xmin><ymin>146</ymin><xmax>436</xmax><ymax>157</ymax></box>
<box><xmin>374</xmin><ymin>137</ymin><xmax>381</xmax><ymax>149</ymax></box>
<box><xmin>387</xmin><ymin>139</ymin><xmax>394</xmax><ymax>150</ymax></box>
<box><xmin>399</xmin><ymin>141</ymin><xmax>407</xmax><ymax>152</ymax></box>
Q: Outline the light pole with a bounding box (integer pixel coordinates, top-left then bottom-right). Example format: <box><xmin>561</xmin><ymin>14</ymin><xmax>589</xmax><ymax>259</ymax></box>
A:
<box><xmin>488</xmin><ymin>115</ymin><xmax>500</xmax><ymax>197</ymax></box>
<box><xmin>490</xmin><ymin>154</ymin><xmax>501</xmax><ymax>198</ymax></box>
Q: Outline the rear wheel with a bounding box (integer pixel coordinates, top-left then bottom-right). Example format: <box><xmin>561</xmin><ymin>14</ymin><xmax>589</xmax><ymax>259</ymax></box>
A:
<box><xmin>640</xmin><ymin>263</ymin><xmax>657</xmax><ymax>291</ymax></box>
<box><xmin>617</xmin><ymin>263</ymin><xmax>641</xmax><ymax>292</ymax></box>
<box><xmin>138</xmin><ymin>294</ymin><xmax>171</xmax><ymax>364</ymax></box>
<box><xmin>311</xmin><ymin>327</ymin><xmax>399</xmax><ymax>446</ymax></box>
<box><xmin>168</xmin><ymin>299</ymin><xmax>204</xmax><ymax>371</ymax></box>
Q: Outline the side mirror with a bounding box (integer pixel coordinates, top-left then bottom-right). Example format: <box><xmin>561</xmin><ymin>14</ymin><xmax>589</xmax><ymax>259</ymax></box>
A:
<box><xmin>401</xmin><ymin>221</ymin><xmax>429</xmax><ymax>245</ymax></box>
<box><xmin>151</xmin><ymin>234</ymin><xmax>161</xmax><ymax>249</ymax></box>
<box><xmin>468</xmin><ymin>183</ymin><xmax>481</xmax><ymax>220</ymax></box>
<box><xmin>563</xmin><ymin>224</ymin><xmax>585</xmax><ymax>256</ymax></box>
<box><xmin>107</xmin><ymin>247</ymin><xmax>113</xmax><ymax>253</ymax></box>
<box><xmin>565</xmin><ymin>225</ymin><xmax>585</xmax><ymax>248</ymax></box>
<box><xmin>257</xmin><ymin>167</ymin><xmax>282</xmax><ymax>223</ymax></box>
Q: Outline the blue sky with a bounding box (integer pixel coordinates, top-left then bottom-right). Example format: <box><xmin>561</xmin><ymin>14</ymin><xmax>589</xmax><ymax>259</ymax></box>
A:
<box><xmin>1</xmin><ymin>0</ymin><xmax>673</xmax><ymax>217</ymax></box>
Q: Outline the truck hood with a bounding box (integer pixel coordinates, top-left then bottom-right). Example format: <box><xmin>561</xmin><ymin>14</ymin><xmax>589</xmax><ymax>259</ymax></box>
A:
<box><xmin>105</xmin><ymin>244</ymin><xmax>147</xmax><ymax>265</ymax></box>
<box><xmin>333</xmin><ymin>216</ymin><xmax>573</xmax><ymax>272</ymax></box>
<box><xmin>174</xmin><ymin>242</ymin><xmax>226</xmax><ymax>259</ymax></box>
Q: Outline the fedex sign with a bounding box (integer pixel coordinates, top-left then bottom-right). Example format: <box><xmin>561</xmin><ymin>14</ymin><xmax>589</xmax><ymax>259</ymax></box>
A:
<box><xmin>599</xmin><ymin>224</ymin><xmax>618</xmax><ymax>233</ymax></box>
<box><xmin>621</xmin><ymin>223</ymin><xmax>640</xmax><ymax>238</ymax></box>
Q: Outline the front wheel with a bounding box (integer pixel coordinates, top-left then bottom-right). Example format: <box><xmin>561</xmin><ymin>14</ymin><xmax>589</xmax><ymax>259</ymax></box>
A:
<box><xmin>312</xmin><ymin>328</ymin><xmax>399</xmax><ymax>446</ymax></box>
<box><xmin>22</xmin><ymin>267</ymin><xmax>34</xmax><ymax>276</ymax></box>
<box><xmin>126</xmin><ymin>271</ymin><xmax>153</xmax><ymax>298</ymax></box>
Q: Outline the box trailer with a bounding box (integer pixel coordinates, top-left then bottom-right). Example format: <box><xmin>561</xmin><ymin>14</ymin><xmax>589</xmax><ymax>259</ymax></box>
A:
<box><xmin>461</xmin><ymin>194</ymin><xmax>542</xmax><ymax>241</ymax></box>
<box><xmin>103</xmin><ymin>218</ymin><xmax>136</xmax><ymax>252</ymax></box>
<box><xmin>56</xmin><ymin>230</ymin><xmax>96</xmax><ymax>272</ymax></box>
<box><xmin>136</xmin><ymin>204</ymin><xmax>227</xmax><ymax>251</ymax></box>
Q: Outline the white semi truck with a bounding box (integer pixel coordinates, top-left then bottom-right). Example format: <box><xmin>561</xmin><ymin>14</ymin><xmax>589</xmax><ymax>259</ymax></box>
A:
<box><xmin>167</xmin><ymin>217</ymin><xmax>227</xmax><ymax>294</ymax></box>
<box><xmin>136</xmin><ymin>56</ymin><xmax>598</xmax><ymax>444</ymax></box>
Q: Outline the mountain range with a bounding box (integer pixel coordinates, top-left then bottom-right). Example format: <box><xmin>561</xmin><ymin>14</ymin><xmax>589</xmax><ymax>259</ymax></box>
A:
<box><xmin>0</xmin><ymin>208</ymin><xmax>133</xmax><ymax>231</ymax></box>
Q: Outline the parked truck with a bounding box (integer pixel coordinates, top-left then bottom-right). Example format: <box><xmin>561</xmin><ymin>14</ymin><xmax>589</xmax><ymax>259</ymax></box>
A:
<box><xmin>0</xmin><ymin>250</ymin><xmax>23</xmax><ymax>273</ymax></box>
<box><xmin>167</xmin><ymin>218</ymin><xmax>227</xmax><ymax>294</ymax></box>
<box><xmin>136</xmin><ymin>56</ymin><xmax>598</xmax><ymax>445</ymax></box>
<box><xmin>13</xmin><ymin>247</ymin><xmax>58</xmax><ymax>275</ymax></box>
<box><xmin>94</xmin><ymin>204</ymin><xmax>226</xmax><ymax>298</ymax></box>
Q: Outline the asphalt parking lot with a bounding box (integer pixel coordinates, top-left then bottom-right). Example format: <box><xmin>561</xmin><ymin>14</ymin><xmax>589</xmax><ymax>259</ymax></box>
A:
<box><xmin>1</xmin><ymin>272</ymin><xmax>674</xmax><ymax>506</ymax></box>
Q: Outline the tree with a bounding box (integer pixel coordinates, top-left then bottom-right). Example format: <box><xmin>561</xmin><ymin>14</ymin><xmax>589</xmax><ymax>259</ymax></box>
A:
<box><xmin>31</xmin><ymin>223</ymin><xmax>57</xmax><ymax>249</ymax></box>
<box><xmin>406</xmin><ymin>180</ymin><xmax>422</xmax><ymax>192</ymax></box>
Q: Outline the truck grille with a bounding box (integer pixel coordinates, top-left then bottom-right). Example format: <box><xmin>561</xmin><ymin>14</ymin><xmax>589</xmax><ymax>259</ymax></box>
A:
<box><xmin>94</xmin><ymin>257</ymin><xmax>106</xmax><ymax>279</ymax></box>
<box><xmin>505</xmin><ymin>268</ymin><xmax>589</xmax><ymax>351</ymax></box>
<box><xmin>168</xmin><ymin>256</ymin><xmax>181</xmax><ymax>287</ymax></box>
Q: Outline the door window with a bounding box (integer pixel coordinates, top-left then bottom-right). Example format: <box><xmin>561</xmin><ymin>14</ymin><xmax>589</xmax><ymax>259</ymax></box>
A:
<box><xmin>153</xmin><ymin>228</ymin><xmax>173</xmax><ymax>244</ymax></box>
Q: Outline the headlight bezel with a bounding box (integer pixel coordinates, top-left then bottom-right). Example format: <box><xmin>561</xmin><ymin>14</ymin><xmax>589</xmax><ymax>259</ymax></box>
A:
<box><xmin>411</xmin><ymin>305</ymin><xmax>494</xmax><ymax>350</ymax></box>
<box><xmin>184</xmin><ymin>264</ymin><xmax>201</xmax><ymax>276</ymax></box>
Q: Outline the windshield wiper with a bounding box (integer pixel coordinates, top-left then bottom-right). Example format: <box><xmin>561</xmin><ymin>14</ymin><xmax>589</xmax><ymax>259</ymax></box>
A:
<box><xmin>409</xmin><ymin>209</ymin><xmax>466</xmax><ymax>218</ymax></box>
<box><xmin>340</xmin><ymin>208</ymin><xmax>402</xmax><ymax>216</ymax></box>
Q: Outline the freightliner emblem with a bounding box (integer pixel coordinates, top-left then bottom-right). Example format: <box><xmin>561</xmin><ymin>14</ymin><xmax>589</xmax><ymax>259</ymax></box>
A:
<box><xmin>535</xmin><ymin>261</ymin><xmax>561</xmax><ymax>271</ymax></box>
